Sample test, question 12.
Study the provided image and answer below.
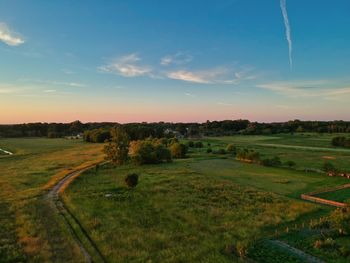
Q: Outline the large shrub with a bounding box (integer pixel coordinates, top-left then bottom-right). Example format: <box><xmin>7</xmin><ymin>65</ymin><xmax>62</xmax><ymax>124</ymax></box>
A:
<box><xmin>125</xmin><ymin>173</ymin><xmax>139</xmax><ymax>188</ymax></box>
<box><xmin>170</xmin><ymin>143</ymin><xmax>188</xmax><ymax>159</ymax></box>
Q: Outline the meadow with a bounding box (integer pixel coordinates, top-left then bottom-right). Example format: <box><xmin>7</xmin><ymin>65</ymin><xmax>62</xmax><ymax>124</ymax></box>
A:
<box><xmin>0</xmin><ymin>138</ymin><xmax>103</xmax><ymax>262</ymax></box>
<box><xmin>63</xmin><ymin>134</ymin><xmax>350</xmax><ymax>262</ymax></box>
<box><xmin>1</xmin><ymin>134</ymin><xmax>350</xmax><ymax>262</ymax></box>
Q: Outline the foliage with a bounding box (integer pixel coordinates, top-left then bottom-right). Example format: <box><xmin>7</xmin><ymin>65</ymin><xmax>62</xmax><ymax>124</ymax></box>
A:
<box><xmin>129</xmin><ymin>140</ymin><xmax>171</xmax><ymax>165</ymax></box>
<box><xmin>125</xmin><ymin>173</ymin><xmax>139</xmax><ymax>188</ymax></box>
<box><xmin>285</xmin><ymin>160</ymin><xmax>296</xmax><ymax>168</ymax></box>
<box><xmin>194</xmin><ymin>141</ymin><xmax>203</xmax><ymax>148</ymax></box>
<box><xmin>332</xmin><ymin>136</ymin><xmax>350</xmax><ymax>148</ymax></box>
<box><xmin>207</xmin><ymin>148</ymin><xmax>212</xmax><ymax>153</ymax></box>
<box><xmin>261</xmin><ymin>156</ymin><xmax>281</xmax><ymax>167</ymax></box>
<box><xmin>103</xmin><ymin>127</ymin><xmax>130</xmax><ymax>165</ymax></box>
<box><xmin>236</xmin><ymin>149</ymin><xmax>260</xmax><ymax>162</ymax></box>
<box><xmin>169</xmin><ymin>143</ymin><xmax>188</xmax><ymax>159</ymax></box>
<box><xmin>226</xmin><ymin>143</ymin><xmax>236</xmax><ymax>154</ymax></box>
<box><xmin>322</xmin><ymin>161</ymin><xmax>337</xmax><ymax>173</ymax></box>
<box><xmin>187</xmin><ymin>141</ymin><xmax>194</xmax><ymax>147</ymax></box>
<box><xmin>329</xmin><ymin>207</ymin><xmax>350</xmax><ymax>235</ymax></box>
<box><xmin>84</xmin><ymin>128</ymin><xmax>111</xmax><ymax>143</ymax></box>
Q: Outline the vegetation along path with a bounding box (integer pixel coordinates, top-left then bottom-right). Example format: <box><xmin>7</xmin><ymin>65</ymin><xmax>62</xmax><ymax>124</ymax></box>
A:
<box><xmin>269</xmin><ymin>240</ymin><xmax>325</xmax><ymax>263</ymax></box>
<box><xmin>46</xmin><ymin>163</ymin><xmax>106</xmax><ymax>263</ymax></box>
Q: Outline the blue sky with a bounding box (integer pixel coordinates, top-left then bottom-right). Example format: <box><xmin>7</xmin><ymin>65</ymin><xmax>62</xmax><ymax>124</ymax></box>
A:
<box><xmin>0</xmin><ymin>0</ymin><xmax>349</xmax><ymax>123</ymax></box>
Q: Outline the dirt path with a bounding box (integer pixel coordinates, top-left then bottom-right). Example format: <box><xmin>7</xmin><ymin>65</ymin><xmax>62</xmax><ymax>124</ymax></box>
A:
<box><xmin>47</xmin><ymin>164</ymin><xmax>106</xmax><ymax>263</ymax></box>
<box><xmin>269</xmin><ymin>240</ymin><xmax>325</xmax><ymax>263</ymax></box>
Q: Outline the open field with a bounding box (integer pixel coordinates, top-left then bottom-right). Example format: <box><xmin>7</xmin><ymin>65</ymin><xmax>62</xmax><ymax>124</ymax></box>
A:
<box><xmin>63</xmin><ymin>134</ymin><xmax>350</xmax><ymax>262</ymax></box>
<box><xmin>0</xmin><ymin>138</ymin><xmax>103</xmax><ymax>262</ymax></box>
<box><xmin>1</xmin><ymin>134</ymin><xmax>350</xmax><ymax>262</ymax></box>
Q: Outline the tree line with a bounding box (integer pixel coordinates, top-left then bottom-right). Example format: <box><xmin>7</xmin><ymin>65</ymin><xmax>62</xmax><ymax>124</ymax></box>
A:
<box><xmin>1</xmin><ymin>119</ymin><xmax>350</xmax><ymax>138</ymax></box>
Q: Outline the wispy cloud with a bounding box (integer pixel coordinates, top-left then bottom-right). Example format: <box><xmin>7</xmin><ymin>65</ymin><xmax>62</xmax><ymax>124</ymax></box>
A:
<box><xmin>280</xmin><ymin>0</ymin><xmax>293</xmax><ymax>69</ymax></box>
<box><xmin>43</xmin><ymin>89</ymin><xmax>57</xmax><ymax>93</ymax></box>
<box><xmin>99</xmin><ymin>53</ymin><xmax>152</xmax><ymax>77</ymax></box>
<box><xmin>161</xmin><ymin>52</ymin><xmax>193</xmax><ymax>66</ymax></box>
<box><xmin>19</xmin><ymin>78</ymin><xmax>86</xmax><ymax>88</ymax></box>
<box><xmin>257</xmin><ymin>80</ymin><xmax>350</xmax><ymax>99</ymax></box>
<box><xmin>167</xmin><ymin>67</ymin><xmax>256</xmax><ymax>84</ymax></box>
<box><xmin>61</xmin><ymin>69</ymin><xmax>75</xmax><ymax>75</ymax></box>
<box><xmin>0</xmin><ymin>23</ymin><xmax>24</xmax><ymax>46</ymax></box>
<box><xmin>184</xmin><ymin>92</ymin><xmax>196</xmax><ymax>98</ymax></box>
<box><xmin>167</xmin><ymin>70</ymin><xmax>214</xmax><ymax>84</ymax></box>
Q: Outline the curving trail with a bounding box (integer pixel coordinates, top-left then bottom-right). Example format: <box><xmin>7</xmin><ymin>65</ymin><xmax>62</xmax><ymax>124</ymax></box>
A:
<box><xmin>47</xmin><ymin>163</ymin><xmax>106</xmax><ymax>263</ymax></box>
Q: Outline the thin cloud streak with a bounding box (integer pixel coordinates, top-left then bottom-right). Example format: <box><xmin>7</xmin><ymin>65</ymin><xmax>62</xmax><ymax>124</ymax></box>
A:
<box><xmin>257</xmin><ymin>80</ymin><xmax>350</xmax><ymax>99</ymax></box>
<box><xmin>0</xmin><ymin>23</ymin><xmax>24</xmax><ymax>46</ymax></box>
<box><xmin>280</xmin><ymin>0</ymin><xmax>293</xmax><ymax>69</ymax></box>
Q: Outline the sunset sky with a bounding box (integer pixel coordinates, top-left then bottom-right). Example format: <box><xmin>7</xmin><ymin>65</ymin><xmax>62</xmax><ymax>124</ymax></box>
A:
<box><xmin>0</xmin><ymin>0</ymin><xmax>349</xmax><ymax>124</ymax></box>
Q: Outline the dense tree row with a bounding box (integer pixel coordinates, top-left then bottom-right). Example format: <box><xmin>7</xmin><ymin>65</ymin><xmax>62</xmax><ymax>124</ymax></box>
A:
<box><xmin>104</xmin><ymin>127</ymin><xmax>188</xmax><ymax>166</ymax></box>
<box><xmin>1</xmin><ymin>119</ymin><xmax>350</xmax><ymax>138</ymax></box>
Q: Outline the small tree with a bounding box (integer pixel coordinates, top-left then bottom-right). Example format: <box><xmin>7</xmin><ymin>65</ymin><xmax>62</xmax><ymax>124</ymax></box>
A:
<box><xmin>125</xmin><ymin>173</ymin><xmax>139</xmax><ymax>188</ymax></box>
<box><xmin>103</xmin><ymin>127</ymin><xmax>130</xmax><ymax>165</ymax></box>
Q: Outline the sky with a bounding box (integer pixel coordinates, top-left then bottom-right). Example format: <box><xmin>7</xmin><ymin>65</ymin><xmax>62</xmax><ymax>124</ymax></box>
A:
<box><xmin>0</xmin><ymin>0</ymin><xmax>349</xmax><ymax>124</ymax></box>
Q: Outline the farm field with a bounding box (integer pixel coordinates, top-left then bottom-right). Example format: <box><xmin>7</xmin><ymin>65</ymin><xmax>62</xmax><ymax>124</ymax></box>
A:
<box><xmin>1</xmin><ymin>134</ymin><xmax>350</xmax><ymax>262</ymax></box>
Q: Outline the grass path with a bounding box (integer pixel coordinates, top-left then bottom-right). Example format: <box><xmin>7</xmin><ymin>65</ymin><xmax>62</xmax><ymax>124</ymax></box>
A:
<box><xmin>0</xmin><ymin>148</ymin><xmax>13</xmax><ymax>155</ymax></box>
<box><xmin>268</xmin><ymin>240</ymin><xmax>325</xmax><ymax>263</ymax></box>
<box><xmin>257</xmin><ymin>143</ymin><xmax>350</xmax><ymax>153</ymax></box>
<box><xmin>46</xmin><ymin>163</ymin><xmax>106</xmax><ymax>263</ymax></box>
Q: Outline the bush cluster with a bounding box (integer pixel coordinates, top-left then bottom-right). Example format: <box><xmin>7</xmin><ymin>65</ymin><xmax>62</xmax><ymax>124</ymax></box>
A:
<box><xmin>125</xmin><ymin>173</ymin><xmax>139</xmax><ymax>188</ymax></box>
<box><xmin>261</xmin><ymin>156</ymin><xmax>281</xmax><ymax>167</ymax></box>
<box><xmin>188</xmin><ymin>141</ymin><xmax>203</xmax><ymax>148</ymax></box>
<box><xmin>84</xmin><ymin>128</ymin><xmax>111</xmax><ymax>143</ymax></box>
<box><xmin>236</xmin><ymin>149</ymin><xmax>260</xmax><ymax>162</ymax></box>
<box><xmin>129</xmin><ymin>140</ymin><xmax>171</xmax><ymax>165</ymax></box>
<box><xmin>332</xmin><ymin>136</ymin><xmax>350</xmax><ymax>148</ymax></box>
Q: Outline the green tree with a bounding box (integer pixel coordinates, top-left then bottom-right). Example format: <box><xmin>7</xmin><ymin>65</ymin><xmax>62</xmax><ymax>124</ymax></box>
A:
<box><xmin>103</xmin><ymin>127</ymin><xmax>130</xmax><ymax>165</ymax></box>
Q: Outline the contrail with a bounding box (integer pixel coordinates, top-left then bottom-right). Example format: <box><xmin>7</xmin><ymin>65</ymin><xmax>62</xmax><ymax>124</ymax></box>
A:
<box><xmin>280</xmin><ymin>0</ymin><xmax>293</xmax><ymax>69</ymax></box>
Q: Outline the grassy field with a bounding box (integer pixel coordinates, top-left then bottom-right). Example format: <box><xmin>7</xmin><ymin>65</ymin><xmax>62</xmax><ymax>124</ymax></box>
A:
<box><xmin>2</xmin><ymin>134</ymin><xmax>350</xmax><ymax>262</ymax></box>
<box><xmin>0</xmin><ymin>138</ymin><xmax>103</xmax><ymax>262</ymax></box>
<box><xmin>63</xmin><ymin>134</ymin><xmax>350</xmax><ymax>262</ymax></box>
<box><xmin>315</xmin><ymin>187</ymin><xmax>350</xmax><ymax>203</ymax></box>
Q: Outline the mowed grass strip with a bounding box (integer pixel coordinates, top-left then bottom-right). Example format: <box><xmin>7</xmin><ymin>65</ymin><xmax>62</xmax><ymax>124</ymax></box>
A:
<box><xmin>64</xmin><ymin>161</ymin><xmax>317</xmax><ymax>262</ymax></box>
<box><xmin>315</xmin><ymin>187</ymin><xmax>350</xmax><ymax>203</ymax></box>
